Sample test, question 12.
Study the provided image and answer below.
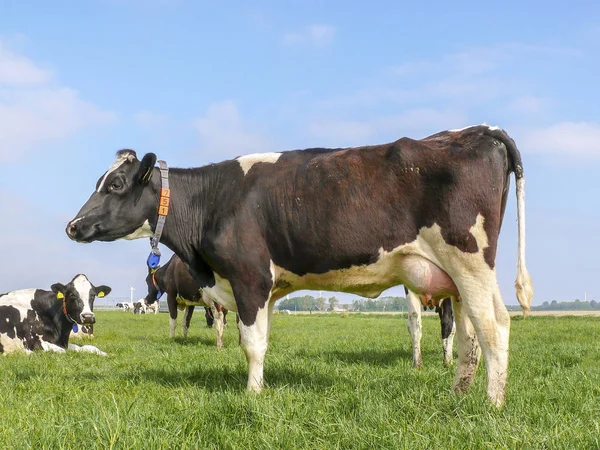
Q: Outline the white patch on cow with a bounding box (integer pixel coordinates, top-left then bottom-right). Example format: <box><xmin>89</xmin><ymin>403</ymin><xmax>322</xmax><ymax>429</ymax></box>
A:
<box><xmin>202</xmin><ymin>274</ymin><xmax>237</xmax><ymax>313</ymax></box>
<box><xmin>0</xmin><ymin>333</ymin><xmax>27</xmax><ymax>354</ymax></box>
<box><xmin>482</xmin><ymin>122</ymin><xmax>501</xmax><ymax>131</ymax></box>
<box><xmin>449</xmin><ymin>125</ymin><xmax>476</xmax><ymax>133</ymax></box>
<box><xmin>0</xmin><ymin>289</ymin><xmax>37</xmax><ymax>310</ymax></box>
<box><xmin>238</xmin><ymin>303</ymin><xmax>270</xmax><ymax>392</ymax></box>
<box><xmin>450</xmin><ymin>123</ymin><xmax>502</xmax><ymax>133</ymax></box>
<box><xmin>236</xmin><ymin>153</ymin><xmax>282</xmax><ymax>176</ymax></box>
<box><xmin>122</xmin><ymin>220</ymin><xmax>153</xmax><ymax>240</ymax></box>
<box><xmin>169</xmin><ymin>317</ymin><xmax>177</xmax><ymax>338</ymax></box>
<box><xmin>73</xmin><ymin>274</ymin><xmax>94</xmax><ymax>321</ymax></box>
<box><xmin>97</xmin><ymin>152</ymin><xmax>133</xmax><ymax>192</ymax></box>
<box><xmin>68</xmin><ymin>343</ymin><xmax>107</xmax><ymax>356</ymax></box>
<box><xmin>41</xmin><ymin>341</ymin><xmax>66</xmax><ymax>353</ymax></box>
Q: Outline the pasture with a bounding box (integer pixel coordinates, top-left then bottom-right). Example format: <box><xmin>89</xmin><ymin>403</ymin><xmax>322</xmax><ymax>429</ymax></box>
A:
<box><xmin>0</xmin><ymin>312</ymin><xmax>598</xmax><ymax>449</ymax></box>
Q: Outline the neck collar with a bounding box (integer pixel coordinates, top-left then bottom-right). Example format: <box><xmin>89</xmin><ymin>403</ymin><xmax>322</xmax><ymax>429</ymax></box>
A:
<box><xmin>147</xmin><ymin>160</ymin><xmax>170</xmax><ymax>270</ymax></box>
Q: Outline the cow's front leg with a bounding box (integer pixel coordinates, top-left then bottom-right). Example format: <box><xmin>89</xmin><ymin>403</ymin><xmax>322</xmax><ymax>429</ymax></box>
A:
<box><xmin>41</xmin><ymin>341</ymin><xmax>66</xmax><ymax>353</ymax></box>
<box><xmin>232</xmin><ymin>278</ymin><xmax>273</xmax><ymax>393</ymax></box>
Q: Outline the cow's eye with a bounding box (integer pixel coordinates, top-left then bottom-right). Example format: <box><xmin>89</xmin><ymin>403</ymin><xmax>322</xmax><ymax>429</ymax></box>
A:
<box><xmin>109</xmin><ymin>182</ymin><xmax>122</xmax><ymax>192</ymax></box>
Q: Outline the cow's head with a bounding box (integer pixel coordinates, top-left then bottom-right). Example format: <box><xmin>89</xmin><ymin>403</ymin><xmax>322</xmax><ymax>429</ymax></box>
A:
<box><xmin>51</xmin><ymin>274</ymin><xmax>111</xmax><ymax>324</ymax></box>
<box><xmin>144</xmin><ymin>269</ymin><xmax>162</xmax><ymax>305</ymax></box>
<box><xmin>66</xmin><ymin>150</ymin><xmax>158</xmax><ymax>243</ymax></box>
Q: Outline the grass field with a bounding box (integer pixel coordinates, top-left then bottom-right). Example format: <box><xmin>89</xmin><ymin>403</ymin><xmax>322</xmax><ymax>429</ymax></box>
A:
<box><xmin>0</xmin><ymin>311</ymin><xmax>598</xmax><ymax>449</ymax></box>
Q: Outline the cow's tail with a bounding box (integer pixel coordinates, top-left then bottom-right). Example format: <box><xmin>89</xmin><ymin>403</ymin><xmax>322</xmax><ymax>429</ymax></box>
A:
<box><xmin>486</xmin><ymin>126</ymin><xmax>534</xmax><ymax>317</ymax></box>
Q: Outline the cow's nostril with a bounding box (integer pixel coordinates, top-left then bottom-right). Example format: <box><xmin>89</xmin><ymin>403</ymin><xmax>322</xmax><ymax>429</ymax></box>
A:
<box><xmin>67</xmin><ymin>223</ymin><xmax>77</xmax><ymax>236</ymax></box>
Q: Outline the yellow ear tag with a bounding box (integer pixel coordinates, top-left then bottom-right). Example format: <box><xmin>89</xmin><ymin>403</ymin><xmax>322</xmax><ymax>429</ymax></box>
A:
<box><xmin>57</xmin><ymin>292</ymin><xmax>64</xmax><ymax>299</ymax></box>
<box><xmin>98</xmin><ymin>292</ymin><xmax>105</xmax><ymax>298</ymax></box>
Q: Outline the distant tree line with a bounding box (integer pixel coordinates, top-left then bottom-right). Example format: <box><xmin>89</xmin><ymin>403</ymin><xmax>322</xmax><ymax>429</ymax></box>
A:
<box><xmin>277</xmin><ymin>295</ymin><xmax>409</xmax><ymax>312</ymax></box>
<box><xmin>278</xmin><ymin>296</ymin><xmax>600</xmax><ymax>312</ymax></box>
<box><xmin>532</xmin><ymin>299</ymin><xmax>599</xmax><ymax>311</ymax></box>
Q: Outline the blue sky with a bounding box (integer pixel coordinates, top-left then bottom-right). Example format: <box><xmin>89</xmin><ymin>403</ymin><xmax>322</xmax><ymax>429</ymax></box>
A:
<box><xmin>1</xmin><ymin>1</ymin><xmax>599</xmax><ymax>305</ymax></box>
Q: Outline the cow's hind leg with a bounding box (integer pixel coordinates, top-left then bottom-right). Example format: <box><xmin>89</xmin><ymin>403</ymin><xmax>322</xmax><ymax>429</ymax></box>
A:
<box><xmin>213</xmin><ymin>303</ymin><xmax>225</xmax><ymax>350</ymax></box>
<box><xmin>451</xmin><ymin>296</ymin><xmax>480</xmax><ymax>393</ymax></box>
<box><xmin>167</xmin><ymin>292</ymin><xmax>178</xmax><ymax>338</ymax></box>
<box><xmin>454</xmin><ymin>278</ymin><xmax>510</xmax><ymax>407</ymax></box>
<box><xmin>440</xmin><ymin>297</ymin><xmax>456</xmax><ymax>366</ymax></box>
<box><xmin>182</xmin><ymin>306</ymin><xmax>194</xmax><ymax>339</ymax></box>
<box><xmin>405</xmin><ymin>288</ymin><xmax>423</xmax><ymax>368</ymax></box>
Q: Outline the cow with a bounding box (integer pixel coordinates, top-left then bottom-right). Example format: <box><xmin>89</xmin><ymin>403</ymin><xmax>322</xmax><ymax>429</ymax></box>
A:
<box><xmin>0</xmin><ymin>274</ymin><xmax>111</xmax><ymax>355</ymax></box>
<box><xmin>145</xmin><ymin>300</ymin><xmax>159</xmax><ymax>314</ymax></box>
<box><xmin>133</xmin><ymin>300</ymin><xmax>147</xmax><ymax>314</ymax></box>
<box><xmin>70</xmin><ymin>323</ymin><xmax>94</xmax><ymax>339</ymax></box>
<box><xmin>404</xmin><ymin>286</ymin><xmax>455</xmax><ymax>368</ymax></box>
<box><xmin>144</xmin><ymin>254</ymin><xmax>228</xmax><ymax>347</ymax></box>
<box><xmin>66</xmin><ymin>124</ymin><xmax>533</xmax><ymax>406</ymax></box>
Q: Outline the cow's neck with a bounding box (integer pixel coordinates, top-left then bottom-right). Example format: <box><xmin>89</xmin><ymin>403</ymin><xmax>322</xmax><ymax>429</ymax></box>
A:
<box><xmin>32</xmin><ymin>296</ymin><xmax>72</xmax><ymax>348</ymax></box>
<box><xmin>151</xmin><ymin>166</ymin><xmax>222</xmax><ymax>274</ymax></box>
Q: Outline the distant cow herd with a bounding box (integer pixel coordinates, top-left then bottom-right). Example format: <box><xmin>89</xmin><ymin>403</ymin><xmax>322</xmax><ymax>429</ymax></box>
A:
<box><xmin>2</xmin><ymin>124</ymin><xmax>532</xmax><ymax>407</ymax></box>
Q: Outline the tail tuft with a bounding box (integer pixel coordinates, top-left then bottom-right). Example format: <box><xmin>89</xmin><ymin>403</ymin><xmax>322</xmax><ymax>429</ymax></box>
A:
<box><xmin>515</xmin><ymin>268</ymin><xmax>533</xmax><ymax>318</ymax></box>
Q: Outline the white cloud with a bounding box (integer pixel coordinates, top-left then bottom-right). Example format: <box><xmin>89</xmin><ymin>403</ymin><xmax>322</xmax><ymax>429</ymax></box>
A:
<box><xmin>520</xmin><ymin>122</ymin><xmax>600</xmax><ymax>158</ymax></box>
<box><xmin>192</xmin><ymin>100</ymin><xmax>273</xmax><ymax>161</ymax></box>
<box><xmin>283</xmin><ymin>24</ymin><xmax>335</xmax><ymax>47</ymax></box>
<box><xmin>0</xmin><ymin>40</ymin><xmax>116</xmax><ymax>162</ymax></box>
<box><xmin>0</xmin><ymin>41</ymin><xmax>51</xmax><ymax>85</ymax></box>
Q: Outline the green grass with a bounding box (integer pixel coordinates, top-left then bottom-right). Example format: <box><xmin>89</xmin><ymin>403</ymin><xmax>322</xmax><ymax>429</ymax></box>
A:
<box><xmin>0</xmin><ymin>312</ymin><xmax>598</xmax><ymax>449</ymax></box>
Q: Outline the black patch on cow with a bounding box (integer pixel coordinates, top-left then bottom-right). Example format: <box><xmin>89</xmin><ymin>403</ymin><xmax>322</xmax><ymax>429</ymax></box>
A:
<box><xmin>0</xmin><ymin>305</ymin><xmax>21</xmax><ymax>339</ymax></box>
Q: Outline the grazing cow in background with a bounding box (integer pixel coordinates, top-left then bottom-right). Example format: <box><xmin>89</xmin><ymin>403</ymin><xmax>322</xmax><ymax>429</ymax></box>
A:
<box><xmin>66</xmin><ymin>124</ymin><xmax>532</xmax><ymax>406</ymax></box>
<box><xmin>133</xmin><ymin>300</ymin><xmax>147</xmax><ymax>314</ymax></box>
<box><xmin>145</xmin><ymin>301</ymin><xmax>159</xmax><ymax>314</ymax></box>
<box><xmin>145</xmin><ymin>254</ymin><xmax>228</xmax><ymax>347</ymax></box>
<box><xmin>0</xmin><ymin>274</ymin><xmax>111</xmax><ymax>355</ymax></box>
<box><xmin>404</xmin><ymin>286</ymin><xmax>455</xmax><ymax>368</ymax></box>
<box><xmin>70</xmin><ymin>324</ymin><xmax>94</xmax><ymax>339</ymax></box>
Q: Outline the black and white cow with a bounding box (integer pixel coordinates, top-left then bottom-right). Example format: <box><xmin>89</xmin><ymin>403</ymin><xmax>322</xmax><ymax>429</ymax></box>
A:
<box><xmin>145</xmin><ymin>254</ymin><xmax>228</xmax><ymax>347</ymax></box>
<box><xmin>133</xmin><ymin>300</ymin><xmax>147</xmax><ymax>314</ymax></box>
<box><xmin>66</xmin><ymin>124</ymin><xmax>533</xmax><ymax>406</ymax></box>
<box><xmin>0</xmin><ymin>274</ymin><xmax>111</xmax><ymax>355</ymax></box>
<box><xmin>404</xmin><ymin>286</ymin><xmax>455</xmax><ymax>368</ymax></box>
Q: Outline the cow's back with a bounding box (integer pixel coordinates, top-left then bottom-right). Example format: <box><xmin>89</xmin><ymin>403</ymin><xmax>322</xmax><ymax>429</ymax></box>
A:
<box><xmin>223</xmin><ymin>128</ymin><xmax>509</xmax><ymax>276</ymax></box>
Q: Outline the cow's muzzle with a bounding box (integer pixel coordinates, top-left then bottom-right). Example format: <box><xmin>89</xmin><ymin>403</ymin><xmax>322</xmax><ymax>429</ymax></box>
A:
<box><xmin>80</xmin><ymin>312</ymin><xmax>96</xmax><ymax>324</ymax></box>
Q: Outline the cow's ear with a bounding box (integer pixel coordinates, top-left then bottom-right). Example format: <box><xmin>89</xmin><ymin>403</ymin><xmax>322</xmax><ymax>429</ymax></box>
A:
<box><xmin>136</xmin><ymin>153</ymin><xmax>157</xmax><ymax>185</ymax></box>
<box><xmin>94</xmin><ymin>285</ymin><xmax>112</xmax><ymax>298</ymax></box>
<box><xmin>51</xmin><ymin>283</ymin><xmax>66</xmax><ymax>299</ymax></box>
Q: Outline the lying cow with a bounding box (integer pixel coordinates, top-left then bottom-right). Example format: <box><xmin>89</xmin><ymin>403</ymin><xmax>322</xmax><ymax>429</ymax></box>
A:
<box><xmin>66</xmin><ymin>124</ymin><xmax>533</xmax><ymax>406</ymax></box>
<box><xmin>0</xmin><ymin>274</ymin><xmax>111</xmax><ymax>355</ymax></box>
<box><xmin>70</xmin><ymin>323</ymin><xmax>94</xmax><ymax>339</ymax></box>
<box><xmin>405</xmin><ymin>286</ymin><xmax>455</xmax><ymax>368</ymax></box>
<box><xmin>145</xmin><ymin>254</ymin><xmax>228</xmax><ymax>347</ymax></box>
